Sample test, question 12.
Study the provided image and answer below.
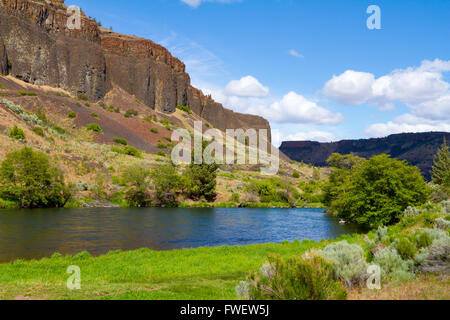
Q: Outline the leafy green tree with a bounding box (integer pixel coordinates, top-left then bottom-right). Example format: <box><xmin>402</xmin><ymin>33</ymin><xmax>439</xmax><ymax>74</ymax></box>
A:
<box><xmin>431</xmin><ymin>138</ymin><xmax>450</xmax><ymax>187</ymax></box>
<box><xmin>323</xmin><ymin>153</ymin><xmax>365</xmax><ymax>213</ymax></box>
<box><xmin>150</xmin><ymin>162</ymin><xmax>180</xmax><ymax>207</ymax></box>
<box><xmin>121</xmin><ymin>163</ymin><xmax>152</xmax><ymax>207</ymax></box>
<box><xmin>182</xmin><ymin>141</ymin><xmax>219</xmax><ymax>202</ymax></box>
<box><xmin>0</xmin><ymin>147</ymin><xmax>73</xmax><ymax>208</ymax></box>
<box><xmin>325</xmin><ymin>153</ymin><xmax>429</xmax><ymax>226</ymax></box>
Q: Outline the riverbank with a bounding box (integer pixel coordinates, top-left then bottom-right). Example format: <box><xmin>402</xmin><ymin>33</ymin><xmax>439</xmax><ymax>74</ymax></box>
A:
<box><xmin>0</xmin><ymin>203</ymin><xmax>448</xmax><ymax>300</ymax></box>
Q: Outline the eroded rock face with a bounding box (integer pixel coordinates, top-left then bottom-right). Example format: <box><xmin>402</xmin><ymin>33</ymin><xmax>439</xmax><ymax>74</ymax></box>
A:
<box><xmin>0</xmin><ymin>37</ymin><xmax>7</xmax><ymax>75</ymax></box>
<box><xmin>0</xmin><ymin>0</ymin><xmax>107</xmax><ymax>99</ymax></box>
<box><xmin>0</xmin><ymin>0</ymin><xmax>271</xmax><ymax>139</ymax></box>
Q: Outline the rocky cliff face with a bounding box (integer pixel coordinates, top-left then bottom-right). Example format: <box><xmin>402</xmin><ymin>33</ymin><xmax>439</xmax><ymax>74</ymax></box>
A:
<box><xmin>0</xmin><ymin>0</ymin><xmax>270</xmax><ymax>137</ymax></box>
<box><xmin>280</xmin><ymin>132</ymin><xmax>450</xmax><ymax>180</ymax></box>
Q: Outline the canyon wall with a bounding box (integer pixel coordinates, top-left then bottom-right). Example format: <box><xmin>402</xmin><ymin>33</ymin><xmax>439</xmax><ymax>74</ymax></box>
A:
<box><xmin>280</xmin><ymin>132</ymin><xmax>450</xmax><ymax>180</ymax></box>
<box><xmin>0</xmin><ymin>0</ymin><xmax>270</xmax><ymax>137</ymax></box>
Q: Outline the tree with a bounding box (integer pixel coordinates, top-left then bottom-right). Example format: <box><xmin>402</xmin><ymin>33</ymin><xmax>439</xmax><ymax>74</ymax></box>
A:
<box><xmin>0</xmin><ymin>147</ymin><xmax>73</xmax><ymax>208</ymax></box>
<box><xmin>121</xmin><ymin>163</ymin><xmax>152</xmax><ymax>207</ymax></box>
<box><xmin>150</xmin><ymin>162</ymin><xmax>180</xmax><ymax>207</ymax></box>
<box><xmin>431</xmin><ymin>137</ymin><xmax>450</xmax><ymax>187</ymax></box>
<box><xmin>182</xmin><ymin>140</ymin><xmax>219</xmax><ymax>202</ymax></box>
<box><xmin>324</xmin><ymin>153</ymin><xmax>429</xmax><ymax>226</ymax></box>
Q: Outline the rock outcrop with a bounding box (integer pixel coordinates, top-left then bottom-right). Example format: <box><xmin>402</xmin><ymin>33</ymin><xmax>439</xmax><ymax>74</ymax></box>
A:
<box><xmin>280</xmin><ymin>132</ymin><xmax>450</xmax><ymax>180</ymax></box>
<box><xmin>0</xmin><ymin>0</ymin><xmax>271</xmax><ymax>138</ymax></box>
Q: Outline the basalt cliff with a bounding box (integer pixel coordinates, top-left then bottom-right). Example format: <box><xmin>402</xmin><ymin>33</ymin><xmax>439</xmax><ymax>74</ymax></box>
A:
<box><xmin>0</xmin><ymin>0</ymin><xmax>270</xmax><ymax>136</ymax></box>
<box><xmin>280</xmin><ymin>132</ymin><xmax>450</xmax><ymax>180</ymax></box>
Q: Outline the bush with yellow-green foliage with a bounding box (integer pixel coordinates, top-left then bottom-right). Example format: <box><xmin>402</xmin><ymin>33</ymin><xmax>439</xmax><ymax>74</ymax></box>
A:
<box><xmin>0</xmin><ymin>147</ymin><xmax>73</xmax><ymax>208</ymax></box>
<box><xmin>238</xmin><ymin>254</ymin><xmax>347</xmax><ymax>300</ymax></box>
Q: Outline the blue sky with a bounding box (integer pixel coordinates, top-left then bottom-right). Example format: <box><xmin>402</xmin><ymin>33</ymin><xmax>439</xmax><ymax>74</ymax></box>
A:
<box><xmin>71</xmin><ymin>0</ymin><xmax>450</xmax><ymax>146</ymax></box>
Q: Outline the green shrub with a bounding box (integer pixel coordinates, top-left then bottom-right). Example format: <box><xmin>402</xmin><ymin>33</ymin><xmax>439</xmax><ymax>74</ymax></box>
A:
<box><xmin>124</xmin><ymin>109</ymin><xmax>138</xmax><ymax>118</ymax></box>
<box><xmin>113</xmin><ymin>138</ymin><xmax>127</xmax><ymax>145</ymax></box>
<box><xmin>0</xmin><ymin>84</ymin><xmax>5</xmax><ymax>89</ymax></box>
<box><xmin>77</xmin><ymin>94</ymin><xmax>88</xmax><ymax>101</ymax></box>
<box><xmin>68</xmin><ymin>112</ymin><xmax>77</xmax><ymax>118</ymax></box>
<box><xmin>395</xmin><ymin>238</ymin><xmax>417</xmax><ymax>260</ymax></box>
<box><xmin>176</xmin><ymin>105</ymin><xmax>192</xmax><ymax>114</ymax></box>
<box><xmin>230</xmin><ymin>193</ymin><xmax>240</xmax><ymax>203</ymax></box>
<box><xmin>415</xmin><ymin>236</ymin><xmax>450</xmax><ymax>273</ymax></box>
<box><xmin>150</xmin><ymin>162</ymin><xmax>181</xmax><ymax>207</ymax></box>
<box><xmin>86</xmin><ymin>123</ymin><xmax>102</xmax><ymax>133</ymax></box>
<box><xmin>241</xmin><ymin>254</ymin><xmax>347</xmax><ymax>300</ymax></box>
<box><xmin>32</xmin><ymin>126</ymin><xmax>45</xmax><ymax>137</ymax></box>
<box><xmin>90</xmin><ymin>112</ymin><xmax>99</xmax><ymax>118</ymax></box>
<box><xmin>0</xmin><ymin>147</ymin><xmax>73</xmax><ymax>208</ymax></box>
<box><xmin>85</xmin><ymin>102</ymin><xmax>91</xmax><ymax>107</ymax></box>
<box><xmin>9</xmin><ymin>125</ymin><xmax>26</xmax><ymax>140</ymax></box>
<box><xmin>121</xmin><ymin>163</ymin><xmax>152</xmax><ymax>207</ymax></box>
<box><xmin>320</xmin><ymin>241</ymin><xmax>368</xmax><ymax>287</ymax></box>
<box><xmin>373</xmin><ymin>248</ymin><xmax>414</xmax><ymax>282</ymax></box>
<box><xmin>157</xmin><ymin>151</ymin><xmax>166</xmax><ymax>157</ymax></box>
<box><xmin>157</xmin><ymin>141</ymin><xmax>168</xmax><ymax>149</ymax></box>
<box><xmin>415</xmin><ymin>231</ymin><xmax>433</xmax><ymax>249</ymax></box>
<box><xmin>18</xmin><ymin>91</ymin><xmax>37</xmax><ymax>96</ymax></box>
<box><xmin>293</xmin><ymin>171</ymin><xmax>300</xmax><ymax>178</ymax></box>
<box><xmin>150</xmin><ymin>127</ymin><xmax>158</xmax><ymax>134</ymax></box>
<box><xmin>111</xmin><ymin>145</ymin><xmax>142</xmax><ymax>158</ymax></box>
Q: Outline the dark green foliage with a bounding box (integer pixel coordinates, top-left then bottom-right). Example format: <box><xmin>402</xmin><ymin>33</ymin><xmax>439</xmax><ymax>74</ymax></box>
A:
<box><xmin>0</xmin><ymin>147</ymin><xmax>73</xmax><ymax>208</ymax></box>
<box><xmin>68</xmin><ymin>112</ymin><xmax>77</xmax><ymax>118</ymax></box>
<box><xmin>292</xmin><ymin>171</ymin><xmax>300</xmax><ymax>178</ymax></box>
<box><xmin>121</xmin><ymin>164</ymin><xmax>151</xmax><ymax>207</ymax></box>
<box><xmin>113</xmin><ymin>138</ymin><xmax>127</xmax><ymax>146</ymax></box>
<box><xmin>247</xmin><ymin>254</ymin><xmax>347</xmax><ymax>300</ymax></box>
<box><xmin>9</xmin><ymin>125</ymin><xmax>25</xmax><ymax>140</ymax></box>
<box><xmin>431</xmin><ymin>138</ymin><xmax>450</xmax><ymax>187</ymax></box>
<box><xmin>182</xmin><ymin>141</ymin><xmax>219</xmax><ymax>202</ymax></box>
<box><xmin>230</xmin><ymin>193</ymin><xmax>240</xmax><ymax>203</ymax></box>
<box><xmin>124</xmin><ymin>109</ymin><xmax>138</xmax><ymax>118</ymax></box>
<box><xmin>395</xmin><ymin>237</ymin><xmax>417</xmax><ymax>260</ymax></box>
<box><xmin>86</xmin><ymin>123</ymin><xmax>102</xmax><ymax>133</ymax></box>
<box><xmin>157</xmin><ymin>151</ymin><xmax>166</xmax><ymax>157</ymax></box>
<box><xmin>324</xmin><ymin>153</ymin><xmax>429</xmax><ymax>226</ymax></box>
<box><xmin>176</xmin><ymin>105</ymin><xmax>192</xmax><ymax>114</ymax></box>
<box><xmin>32</xmin><ymin>126</ymin><xmax>45</xmax><ymax>137</ymax></box>
<box><xmin>90</xmin><ymin>112</ymin><xmax>99</xmax><ymax>118</ymax></box>
<box><xmin>77</xmin><ymin>94</ymin><xmax>88</xmax><ymax>101</ymax></box>
<box><xmin>150</xmin><ymin>127</ymin><xmax>158</xmax><ymax>134</ymax></box>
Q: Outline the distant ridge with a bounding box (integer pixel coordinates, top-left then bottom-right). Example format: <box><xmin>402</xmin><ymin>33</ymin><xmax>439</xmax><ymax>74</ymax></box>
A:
<box><xmin>280</xmin><ymin>132</ymin><xmax>450</xmax><ymax>180</ymax></box>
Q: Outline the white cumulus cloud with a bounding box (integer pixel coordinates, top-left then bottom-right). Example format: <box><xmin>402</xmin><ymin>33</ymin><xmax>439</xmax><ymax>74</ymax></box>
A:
<box><xmin>253</xmin><ymin>91</ymin><xmax>344</xmax><ymax>125</ymax></box>
<box><xmin>225</xmin><ymin>76</ymin><xmax>270</xmax><ymax>98</ymax></box>
<box><xmin>289</xmin><ymin>49</ymin><xmax>304</xmax><ymax>58</ymax></box>
<box><xmin>323</xmin><ymin>59</ymin><xmax>450</xmax><ymax>109</ymax></box>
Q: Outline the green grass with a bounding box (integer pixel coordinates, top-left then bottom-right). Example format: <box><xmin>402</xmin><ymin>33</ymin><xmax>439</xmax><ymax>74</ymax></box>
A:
<box><xmin>0</xmin><ymin>240</ymin><xmax>328</xmax><ymax>300</ymax></box>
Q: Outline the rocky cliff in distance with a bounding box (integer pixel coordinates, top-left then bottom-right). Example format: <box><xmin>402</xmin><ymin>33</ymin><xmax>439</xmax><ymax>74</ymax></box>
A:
<box><xmin>280</xmin><ymin>132</ymin><xmax>450</xmax><ymax>180</ymax></box>
<box><xmin>0</xmin><ymin>0</ymin><xmax>270</xmax><ymax>137</ymax></box>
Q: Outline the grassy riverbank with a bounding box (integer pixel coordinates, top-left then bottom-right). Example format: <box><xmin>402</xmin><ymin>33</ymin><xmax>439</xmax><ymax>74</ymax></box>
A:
<box><xmin>1</xmin><ymin>202</ymin><xmax>448</xmax><ymax>300</ymax></box>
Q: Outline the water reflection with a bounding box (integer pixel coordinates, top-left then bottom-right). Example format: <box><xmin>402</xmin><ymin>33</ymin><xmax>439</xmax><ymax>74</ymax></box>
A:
<box><xmin>0</xmin><ymin>207</ymin><xmax>366</xmax><ymax>262</ymax></box>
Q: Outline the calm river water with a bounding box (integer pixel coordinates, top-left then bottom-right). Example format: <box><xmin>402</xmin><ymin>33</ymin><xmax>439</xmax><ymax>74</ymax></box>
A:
<box><xmin>0</xmin><ymin>207</ymin><xmax>366</xmax><ymax>262</ymax></box>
